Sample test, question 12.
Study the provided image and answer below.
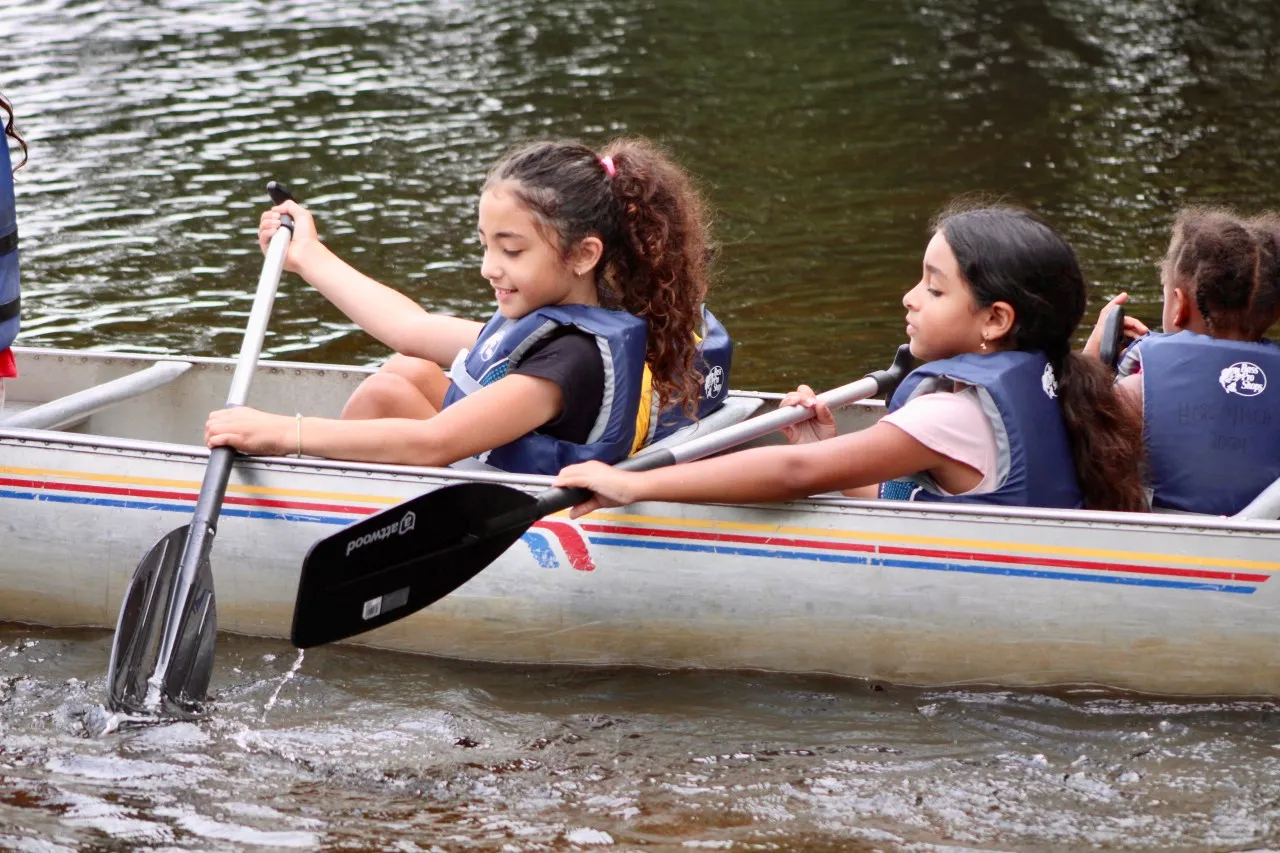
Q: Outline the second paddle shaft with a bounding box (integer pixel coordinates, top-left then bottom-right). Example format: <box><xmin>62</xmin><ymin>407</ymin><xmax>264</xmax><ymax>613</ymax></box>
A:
<box><xmin>528</xmin><ymin>343</ymin><xmax>915</xmax><ymax>520</ymax></box>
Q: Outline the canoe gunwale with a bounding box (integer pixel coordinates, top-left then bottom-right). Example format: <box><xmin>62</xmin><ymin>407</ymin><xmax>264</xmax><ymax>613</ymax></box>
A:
<box><xmin>0</xmin><ymin>426</ymin><xmax>554</xmax><ymax>487</ymax></box>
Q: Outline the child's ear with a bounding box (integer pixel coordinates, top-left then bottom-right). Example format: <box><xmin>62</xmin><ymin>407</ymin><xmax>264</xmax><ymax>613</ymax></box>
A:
<box><xmin>571</xmin><ymin>236</ymin><xmax>604</xmax><ymax>276</ymax></box>
<box><xmin>984</xmin><ymin>300</ymin><xmax>1016</xmax><ymax>343</ymax></box>
<box><xmin>1169</xmin><ymin>286</ymin><xmax>1192</xmax><ymax>330</ymax></box>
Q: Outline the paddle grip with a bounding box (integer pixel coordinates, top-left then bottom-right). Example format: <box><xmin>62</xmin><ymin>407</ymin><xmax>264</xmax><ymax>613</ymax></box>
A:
<box><xmin>1099</xmin><ymin>304</ymin><xmax>1126</xmax><ymax>368</ymax></box>
<box><xmin>867</xmin><ymin>344</ymin><xmax>914</xmax><ymax>400</ymax></box>
<box><xmin>267</xmin><ymin>181</ymin><xmax>296</xmax><ymax>231</ymax></box>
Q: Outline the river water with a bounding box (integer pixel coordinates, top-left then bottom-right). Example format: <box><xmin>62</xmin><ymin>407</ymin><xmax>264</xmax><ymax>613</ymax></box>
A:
<box><xmin>6</xmin><ymin>0</ymin><xmax>1280</xmax><ymax>849</ymax></box>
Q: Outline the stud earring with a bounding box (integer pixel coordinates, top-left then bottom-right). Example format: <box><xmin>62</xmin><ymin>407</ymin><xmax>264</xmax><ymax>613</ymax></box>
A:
<box><xmin>980</xmin><ymin>337</ymin><xmax>988</xmax><ymax>352</ymax></box>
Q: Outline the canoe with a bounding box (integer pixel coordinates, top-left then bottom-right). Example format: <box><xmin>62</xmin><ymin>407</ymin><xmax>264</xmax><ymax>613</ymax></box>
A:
<box><xmin>3</xmin><ymin>345</ymin><xmax>1280</xmax><ymax>698</ymax></box>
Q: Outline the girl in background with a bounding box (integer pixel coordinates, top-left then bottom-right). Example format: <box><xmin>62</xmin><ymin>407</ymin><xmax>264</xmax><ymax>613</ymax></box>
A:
<box><xmin>1084</xmin><ymin>209</ymin><xmax>1280</xmax><ymax>515</ymax></box>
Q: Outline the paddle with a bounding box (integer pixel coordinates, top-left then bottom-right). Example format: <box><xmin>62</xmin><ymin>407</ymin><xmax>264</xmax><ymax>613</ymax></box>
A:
<box><xmin>1099</xmin><ymin>303</ymin><xmax>1127</xmax><ymax>368</ymax></box>
<box><xmin>290</xmin><ymin>344</ymin><xmax>914</xmax><ymax>649</ymax></box>
<box><xmin>106</xmin><ymin>181</ymin><xmax>297</xmax><ymax>717</ymax></box>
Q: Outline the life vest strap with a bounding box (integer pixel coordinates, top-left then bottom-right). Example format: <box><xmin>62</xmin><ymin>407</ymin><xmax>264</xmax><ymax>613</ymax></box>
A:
<box><xmin>0</xmin><ymin>295</ymin><xmax>16</xmax><ymax>323</ymax></box>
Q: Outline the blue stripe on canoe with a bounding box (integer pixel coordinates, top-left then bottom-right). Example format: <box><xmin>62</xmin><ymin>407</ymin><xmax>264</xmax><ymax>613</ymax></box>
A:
<box><xmin>585</xmin><ymin>536</ymin><xmax>1257</xmax><ymax>594</ymax></box>
<box><xmin>2</xmin><ymin>489</ymin><xmax>1257</xmax><ymax>594</ymax></box>
<box><xmin>0</xmin><ymin>489</ymin><xmax>350</xmax><ymax>526</ymax></box>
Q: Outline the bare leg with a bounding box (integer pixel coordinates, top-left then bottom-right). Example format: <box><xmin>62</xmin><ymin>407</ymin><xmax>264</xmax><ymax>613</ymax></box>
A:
<box><xmin>341</xmin><ymin>354</ymin><xmax>453</xmax><ymax>420</ymax></box>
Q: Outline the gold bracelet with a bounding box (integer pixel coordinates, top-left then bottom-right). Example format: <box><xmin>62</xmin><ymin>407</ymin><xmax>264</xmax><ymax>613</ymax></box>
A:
<box><xmin>295</xmin><ymin>413</ymin><xmax>303</xmax><ymax>458</ymax></box>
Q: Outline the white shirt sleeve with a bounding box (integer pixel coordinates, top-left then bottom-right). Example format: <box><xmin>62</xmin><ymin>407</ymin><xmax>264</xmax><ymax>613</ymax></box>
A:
<box><xmin>879</xmin><ymin>386</ymin><xmax>1000</xmax><ymax>496</ymax></box>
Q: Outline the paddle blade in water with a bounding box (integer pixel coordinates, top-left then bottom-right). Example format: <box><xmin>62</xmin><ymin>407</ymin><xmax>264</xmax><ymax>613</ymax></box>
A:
<box><xmin>106</xmin><ymin>525</ymin><xmax>217</xmax><ymax>718</ymax></box>
<box><xmin>291</xmin><ymin>481</ymin><xmax>537</xmax><ymax>648</ymax></box>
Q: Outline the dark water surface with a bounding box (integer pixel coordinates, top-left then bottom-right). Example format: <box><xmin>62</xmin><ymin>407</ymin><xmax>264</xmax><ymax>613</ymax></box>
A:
<box><xmin>7</xmin><ymin>0</ymin><xmax>1280</xmax><ymax>849</ymax></box>
<box><xmin>10</xmin><ymin>0</ymin><xmax>1280</xmax><ymax>388</ymax></box>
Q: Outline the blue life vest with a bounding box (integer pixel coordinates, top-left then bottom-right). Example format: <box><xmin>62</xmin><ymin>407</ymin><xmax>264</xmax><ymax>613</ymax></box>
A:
<box><xmin>1133</xmin><ymin>330</ymin><xmax>1280</xmax><ymax>515</ymax></box>
<box><xmin>0</xmin><ymin>137</ymin><xmax>19</xmax><ymax>350</ymax></box>
<box><xmin>441</xmin><ymin>304</ymin><xmax>647</xmax><ymax>475</ymax></box>
<box><xmin>879</xmin><ymin>351</ymin><xmax>1083</xmax><ymax>508</ymax></box>
<box><xmin>638</xmin><ymin>306</ymin><xmax>733</xmax><ymax>445</ymax></box>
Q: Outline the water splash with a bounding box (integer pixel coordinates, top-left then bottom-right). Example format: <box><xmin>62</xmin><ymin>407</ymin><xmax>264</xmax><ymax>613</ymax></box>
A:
<box><xmin>262</xmin><ymin>649</ymin><xmax>305</xmax><ymax>721</ymax></box>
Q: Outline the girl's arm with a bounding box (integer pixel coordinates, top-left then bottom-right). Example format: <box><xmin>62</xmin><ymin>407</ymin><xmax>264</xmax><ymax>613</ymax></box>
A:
<box><xmin>554</xmin><ymin>421</ymin><xmax>970</xmax><ymax>517</ymax></box>
<box><xmin>1116</xmin><ymin>373</ymin><xmax>1143</xmax><ymax>414</ymax></box>
<box><xmin>264</xmin><ymin>202</ymin><xmax>483</xmax><ymax>365</ymax></box>
<box><xmin>206</xmin><ymin>373</ymin><xmax>564</xmax><ymax>466</ymax></box>
<box><xmin>777</xmin><ymin>384</ymin><xmax>873</xmax><ymax>498</ymax></box>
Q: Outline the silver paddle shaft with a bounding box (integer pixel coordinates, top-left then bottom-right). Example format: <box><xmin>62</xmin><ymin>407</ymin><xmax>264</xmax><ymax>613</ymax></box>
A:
<box><xmin>530</xmin><ymin>344</ymin><xmax>915</xmax><ymax>521</ymax></box>
<box><xmin>226</xmin><ymin>224</ymin><xmax>292</xmax><ymax>406</ymax></box>
<box><xmin>664</xmin><ymin>344</ymin><xmax>914</xmax><ymax>465</ymax></box>
<box><xmin>145</xmin><ymin>219</ymin><xmax>293</xmax><ymax>707</ymax></box>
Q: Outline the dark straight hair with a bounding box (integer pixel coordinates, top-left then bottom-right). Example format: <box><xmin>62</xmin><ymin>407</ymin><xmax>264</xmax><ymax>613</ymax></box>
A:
<box><xmin>935</xmin><ymin>203</ymin><xmax>1147</xmax><ymax>512</ymax></box>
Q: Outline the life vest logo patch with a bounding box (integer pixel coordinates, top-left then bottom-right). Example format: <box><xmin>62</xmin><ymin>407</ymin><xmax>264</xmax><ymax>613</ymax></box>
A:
<box><xmin>1041</xmin><ymin>363</ymin><xmax>1058</xmax><ymax>399</ymax></box>
<box><xmin>703</xmin><ymin>365</ymin><xmax>725</xmax><ymax>399</ymax></box>
<box><xmin>1219</xmin><ymin>362</ymin><xmax>1266</xmax><ymax>397</ymax></box>
<box><xmin>479</xmin><ymin>328</ymin><xmax>507</xmax><ymax>362</ymax></box>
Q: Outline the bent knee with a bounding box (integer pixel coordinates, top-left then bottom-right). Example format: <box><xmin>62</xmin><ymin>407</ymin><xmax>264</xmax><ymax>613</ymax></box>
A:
<box><xmin>343</xmin><ymin>371</ymin><xmax>438</xmax><ymax>420</ymax></box>
<box><xmin>380</xmin><ymin>354</ymin><xmax>445</xmax><ymax>385</ymax></box>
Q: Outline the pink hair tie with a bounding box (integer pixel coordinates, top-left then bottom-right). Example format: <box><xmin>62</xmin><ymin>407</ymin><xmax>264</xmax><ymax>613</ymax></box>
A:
<box><xmin>599</xmin><ymin>155</ymin><xmax>616</xmax><ymax>178</ymax></box>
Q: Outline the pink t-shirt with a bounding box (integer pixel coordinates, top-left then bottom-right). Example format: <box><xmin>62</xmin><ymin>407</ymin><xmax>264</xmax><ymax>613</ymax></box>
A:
<box><xmin>880</xmin><ymin>387</ymin><xmax>1000</xmax><ymax>496</ymax></box>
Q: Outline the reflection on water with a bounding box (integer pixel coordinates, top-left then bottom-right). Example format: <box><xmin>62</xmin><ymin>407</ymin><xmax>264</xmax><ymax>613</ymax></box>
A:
<box><xmin>4</xmin><ymin>625</ymin><xmax>1280</xmax><ymax>852</ymax></box>
<box><xmin>9</xmin><ymin>0</ymin><xmax>1280</xmax><ymax>388</ymax></box>
<box><xmin>6</xmin><ymin>0</ymin><xmax>1280</xmax><ymax>848</ymax></box>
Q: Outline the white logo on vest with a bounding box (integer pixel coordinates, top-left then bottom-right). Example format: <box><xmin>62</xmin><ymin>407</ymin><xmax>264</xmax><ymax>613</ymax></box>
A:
<box><xmin>479</xmin><ymin>329</ymin><xmax>507</xmax><ymax>362</ymax></box>
<box><xmin>1041</xmin><ymin>363</ymin><xmax>1058</xmax><ymax>399</ymax></box>
<box><xmin>1219</xmin><ymin>362</ymin><xmax>1267</xmax><ymax>397</ymax></box>
<box><xmin>703</xmin><ymin>365</ymin><xmax>725</xmax><ymax>399</ymax></box>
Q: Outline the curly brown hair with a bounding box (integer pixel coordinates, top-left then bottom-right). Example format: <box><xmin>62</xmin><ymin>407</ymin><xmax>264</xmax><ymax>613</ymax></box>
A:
<box><xmin>1163</xmin><ymin>207</ymin><xmax>1280</xmax><ymax>340</ymax></box>
<box><xmin>1</xmin><ymin>94</ymin><xmax>26</xmax><ymax>171</ymax></box>
<box><xmin>485</xmin><ymin>138</ymin><xmax>712</xmax><ymax>417</ymax></box>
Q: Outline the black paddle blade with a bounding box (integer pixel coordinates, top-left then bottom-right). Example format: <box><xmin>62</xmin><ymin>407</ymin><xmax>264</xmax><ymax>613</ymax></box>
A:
<box><xmin>291</xmin><ymin>481</ymin><xmax>537</xmax><ymax>648</ymax></box>
<box><xmin>107</xmin><ymin>526</ymin><xmax>218</xmax><ymax>719</ymax></box>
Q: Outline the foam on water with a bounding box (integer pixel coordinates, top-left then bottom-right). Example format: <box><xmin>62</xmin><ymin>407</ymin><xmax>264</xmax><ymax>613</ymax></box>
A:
<box><xmin>4</xmin><ymin>626</ymin><xmax>1280</xmax><ymax>850</ymax></box>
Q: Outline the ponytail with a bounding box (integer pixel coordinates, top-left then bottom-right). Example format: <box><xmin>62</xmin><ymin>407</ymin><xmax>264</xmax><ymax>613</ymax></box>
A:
<box><xmin>1054</xmin><ymin>352</ymin><xmax>1147</xmax><ymax>511</ymax></box>
<box><xmin>486</xmin><ymin>137</ymin><xmax>713</xmax><ymax>418</ymax></box>
<box><xmin>600</xmin><ymin>138</ymin><xmax>711</xmax><ymax>417</ymax></box>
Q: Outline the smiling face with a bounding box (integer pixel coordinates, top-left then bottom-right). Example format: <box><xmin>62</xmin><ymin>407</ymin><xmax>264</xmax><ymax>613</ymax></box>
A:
<box><xmin>477</xmin><ymin>182</ymin><xmax>600</xmax><ymax>319</ymax></box>
<box><xmin>902</xmin><ymin>231</ymin><xmax>996</xmax><ymax>361</ymax></box>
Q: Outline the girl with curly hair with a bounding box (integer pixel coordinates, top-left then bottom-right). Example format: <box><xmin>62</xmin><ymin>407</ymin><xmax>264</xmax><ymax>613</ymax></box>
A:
<box><xmin>207</xmin><ymin>138</ymin><xmax>729</xmax><ymax>474</ymax></box>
